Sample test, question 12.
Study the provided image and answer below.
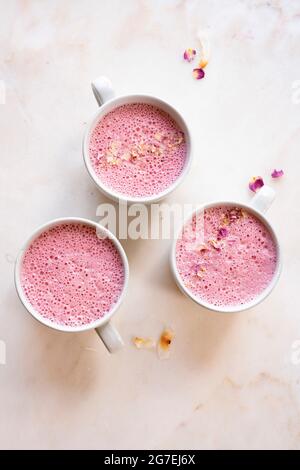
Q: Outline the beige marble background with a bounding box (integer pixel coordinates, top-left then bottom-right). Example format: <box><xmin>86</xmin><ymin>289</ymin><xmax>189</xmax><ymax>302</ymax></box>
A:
<box><xmin>0</xmin><ymin>0</ymin><xmax>300</xmax><ymax>450</ymax></box>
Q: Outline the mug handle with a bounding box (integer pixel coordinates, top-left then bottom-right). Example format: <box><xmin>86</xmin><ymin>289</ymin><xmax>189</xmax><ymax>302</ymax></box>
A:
<box><xmin>91</xmin><ymin>76</ymin><xmax>115</xmax><ymax>106</ymax></box>
<box><xmin>95</xmin><ymin>322</ymin><xmax>124</xmax><ymax>353</ymax></box>
<box><xmin>249</xmin><ymin>185</ymin><xmax>276</xmax><ymax>214</ymax></box>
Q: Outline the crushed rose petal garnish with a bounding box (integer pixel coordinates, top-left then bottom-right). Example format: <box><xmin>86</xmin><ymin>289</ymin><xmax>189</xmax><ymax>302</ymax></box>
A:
<box><xmin>183</xmin><ymin>48</ymin><xmax>196</xmax><ymax>62</ymax></box>
<box><xmin>154</xmin><ymin>132</ymin><xmax>163</xmax><ymax>142</ymax></box>
<box><xmin>193</xmin><ymin>68</ymin><xmax>205</xmax><ymax>80</ymax></box>
<box><xmin>110</xmin><ymin>141</ymin><xmax>120</xmax><ymax>156</ymax></box>
<box><xmin>217</xmin><ymin>227</ymin><xmax>228</xmax><ymax>239</ymax></box>
<box><xmin>121</xmin><ymin>151</ymin><xmax>131</xmax><ymax>161</ymax></box>
<box><xmin>132</xmin><ymin>336</ymin><xmax>155</xmax><ymax>350</ymax></box>
<box><xmin>98</xmin><ymin>130</ymin><xmax>184</xmax><ymax>170</ymax></box>
<box><xmin>221</xmin><ymin>214</ymin><xmax>230</xmax><ymax>226</ymax></box>
<box><xmin>196</xmin><ymin>243</ymin><xmax>208</xmax><ymax>252</ymax></box>
<box><xmin>271</xmin><ymin>169</ymin><xmax>284</xmax><ymax>178</ymax></box>
<box><xmin>130</xmin><ymin>148</ymin><xmax>139</xmax><ymax>162</ymax></box>
<box><xmin>106</xmin><ymin>154</ymin><xmax>119</xmax><ymax>165</ymax></box>
<box><xmin>172</xmin><ymin>134</ymin><xmax>184</xmax><ymax>146</ymax></box>
<box><xmin>229</xmin><ymin>208</ymin><xmax>243</xmax><ymax>222</ymax></box>
<box><xmin>249</xmin><ymin>176</ymin><xmax>264</xmax><ymax>193</ymax></box>
<box><xmin>195</xmin><ymin>265</ymin><xmax>206</xmax><ymax>278</ymax></box>
<box><xmin>208</xmin><ymin>238</ymin><xmax>221</xmax><ymax>250</ymax></box>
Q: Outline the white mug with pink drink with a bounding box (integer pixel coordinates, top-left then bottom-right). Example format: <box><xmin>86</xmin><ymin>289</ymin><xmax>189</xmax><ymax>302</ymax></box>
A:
<box><xmin>14</xmin><ymin>218</ymin><xmax>129</xmax><ymax>353</ymax></box>
<box><xmin>83</xmin><ymin>76</ymin><xmax>192</xmax><ymax>204</ymax></box>
<box><xmin>171</xmin><ymin>186</ymin><xmax>282</xmax><ymax>313</ymax></box>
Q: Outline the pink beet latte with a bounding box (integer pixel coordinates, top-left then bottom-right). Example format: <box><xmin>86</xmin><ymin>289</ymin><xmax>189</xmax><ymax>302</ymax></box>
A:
<box><xmin>176</xmin><ymin>205</ymin><xmax>277</xmax><ymax>308</ymax></box>
<box><xmin>20</xmin><ymin>223</ymin><xmax>125</xmax><ymax>327</ymax></box>
<box><xmin>88</xmin><ymin>103</ymin><xmax>187</xmax><ymax>198</ymax></box>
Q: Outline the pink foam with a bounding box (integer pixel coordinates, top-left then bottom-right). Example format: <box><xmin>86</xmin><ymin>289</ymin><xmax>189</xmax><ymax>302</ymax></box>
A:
<box><xmin>176</xmin><ymin>206</ymin><xmax>277</xmax><ymax>307</ymax></box>
<box><xmin>21</xmin><ymin>223</ymin><xmax>125</xmax><ymax>327</ymax></box>
<box><xmin>88</xmin><ymin>103</ymin><xmax>187</xmax><ymax>198</ymax></box>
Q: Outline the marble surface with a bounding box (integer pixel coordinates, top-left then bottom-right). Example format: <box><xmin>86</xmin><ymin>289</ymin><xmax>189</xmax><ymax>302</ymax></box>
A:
<box><xmin>0</xmin><ymin>0</ymin><xmax>300</xmax><ymax>450</ymax></box>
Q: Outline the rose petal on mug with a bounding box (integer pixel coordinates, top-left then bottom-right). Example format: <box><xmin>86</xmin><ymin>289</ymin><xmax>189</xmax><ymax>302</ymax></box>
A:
<box><xmin>120</xmin><ymin>151</ymin><xmax>131</xmax><ymax>161</ymax></box>
<box><xmin>271</xmin><ymin>169</ymin><xmax>284</xmax><ymax>178</ymax></box>
<box><xmin>109</xmin><ymin>141</ymin><xmax>120</xmax><ymax>156</ymax></box>
<box><xmin>220</xmin><ymin>213</ymin><xmax>230</xmax><ymax>226</ymax></box>
<box><xmin>157</xmin><ymin>328</ymin><xmax>174</xmax><ymax>359</ymax></box>
<box><xmin>217</xmin><ymin>227</ymin><xmax>228</xmax><ymax>239</ymax></box>
<box><xmin>133</xmin><ymin>336</ymin><xmax>156</xmax><ymax>350</ymax></box>
<box><xmin>195</xmin><ymin>265</ymin><xmax>206</xmax><ymax>278</ymax></box>
<box><xmin>229</xmin><ymin>207</ymin><xmax>243</xmax><ymax>222</ymax></box>
<box><xmin>129</xmin><ymin>149</ymin><xmax>139</xmax><ymax>162</ymax></box>
<box><xmin>208</xmin><ymin>238</ymin><xmax>221</xmax><ymax>251</ymax></box>
<box><xmin>106</xmin><ymin>153</ymin><xmax>119</xmax><ymax>165</ymax></box>
<box><xmin>192</xmin><ymin>68</ymin><xmax>205</xmax><ymax>80</ymax></box>
<box><xmin>249</xmin><ymin>176</ymin><xmax>264</xmax><ymax>193</ymax></box>
<box><xmin>171</xmin><ymin>135</ymin><xmax>184</xmax><ymax>147</ymax></box>
<box><xmin>183</xmin><ymin>48</ymin><xmax>196</xmax><ymax>62</ymax></box>
<box><xmin>196</xmin><ymin>243</ymin><xmax>208</xmax><ymax>253</ymax></box>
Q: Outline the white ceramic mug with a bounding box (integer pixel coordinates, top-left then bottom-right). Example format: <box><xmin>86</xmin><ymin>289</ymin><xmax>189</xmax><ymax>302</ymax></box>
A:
<box><xmin>83</xmin><ymin>76</ymin><xmax>192</xmax><ymax>204</ymax></box>
<box><xmin>14</xmin><ymin>217</ymin><xmax>129</xmax><ymax>353</ymax></box>
<box><xmin>170</xmin><ymin>186</ymin><xmax>282</xmax><ymax>313</ymax></box>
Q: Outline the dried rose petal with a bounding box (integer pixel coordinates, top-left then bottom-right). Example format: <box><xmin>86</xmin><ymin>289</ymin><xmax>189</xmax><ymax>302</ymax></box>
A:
<box><xmin>106</xmin><ymin>154</ymin><xmax>119</xmax><ymax>165</ymax></box>
<box><xmin>196</xmin><ymin>30</ymin><xmax>210</xmax><ymax>70</ymax></box>
<box><xmin>217</xmin><ymin>227</ymin><xmax>228</xmax><ymax>239</ymax></box>
<box><xmin>133</xmin><ymin>336</ymin><xmax>155</xmax><ymax>350</ymax></box>
<box><xmin>154</xmin><ymin>132</ymin><xmax>163</xmax><ymax>142</ymax></box>
<box><xmin>148</xmin><ymin>143</ymin><xmax>162</xmax><ymax>157</ymax></box>
<box><xmin>158</xmin><ymin>329</ymin><xmax>174</xmax><ymax>359</ymax></box>
<box><xmin>208</xmin><ymin>238</ymin><xmax>221</xmax><ymax>251</ymax></box>
<box><xmin>167</xmin><ymin>142</ymin><xmax>175</xmax><ymax>149</ymax></box>
<box><xmin>249</xmin><ymin>176</ymin><xmax>264</xmax><ymax>193</ymax></box>
<box><xmin>120</xmin><ymin>151</ymin><xmax>131</xmax><ymax>161</ymax></box>
<box><xmin>194</xmin><ymin>265</ymin><xmax>206</xmax><ymax>278</ymax></box>
<box><xmin>173</xmin><ymin>134</ymin><xmax>184</xmax><ymax>146</ymax></box>
<box><xmin>271</xmin><ymin>169</ymin><xmax>284</xmax><ymax>178</ymax></box>
<box><xmin>129</xmin><ymin>148</ymin><xmax>139</xmax><ymax>162</ymax></box>
<box><xmin>156</xmin><ymin>146</ymin><xmax>162</xmax><ymax>156</ymax></box>
<box><xmin>228</xmin><ymin>208</ymin><xmax>243</xmax><ymax>222</ymax></box>
<box><xmin>192</xmin><ymin>68</ymin><xmax>205</xmax><ymax>80</ymax></box>
<box><xmin>196</xmin><ymin>243</ymin><xmax>208</xmax><ymax>253</ymax></box>
<box><xmin>221</xmin><ymin>214</ymin><xmax>230</xmax><ymax>226</ymax></box>
<box><xmin>109</xmin><ymin>141</ymin><xmax>120</xmax><ymax>156</ymax></box>
<box><xmin>199</xmin><ymin>58</ymin><xmax>209</xmax><ymax>69</ymax></box>
<box><xmin>183</xmin><ymin>48</ymin><xmax>196</xmax><ymax>62</ymax></box>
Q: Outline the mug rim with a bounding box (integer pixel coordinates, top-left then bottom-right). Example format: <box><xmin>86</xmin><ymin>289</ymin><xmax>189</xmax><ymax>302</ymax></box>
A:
<box><xmin>82</xmin><ymin>93</ymin><xmax>193</xmax><ymax>204</ymax></box>
<box><xmin>14</xmin><ymin>217</ymin><xmax>129</xmax><ymax>332</ymax></box>
<box><xmin>170</xmin><ymin>200</ymin><xmax>282</xmax><ymax>313</ymax></box>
